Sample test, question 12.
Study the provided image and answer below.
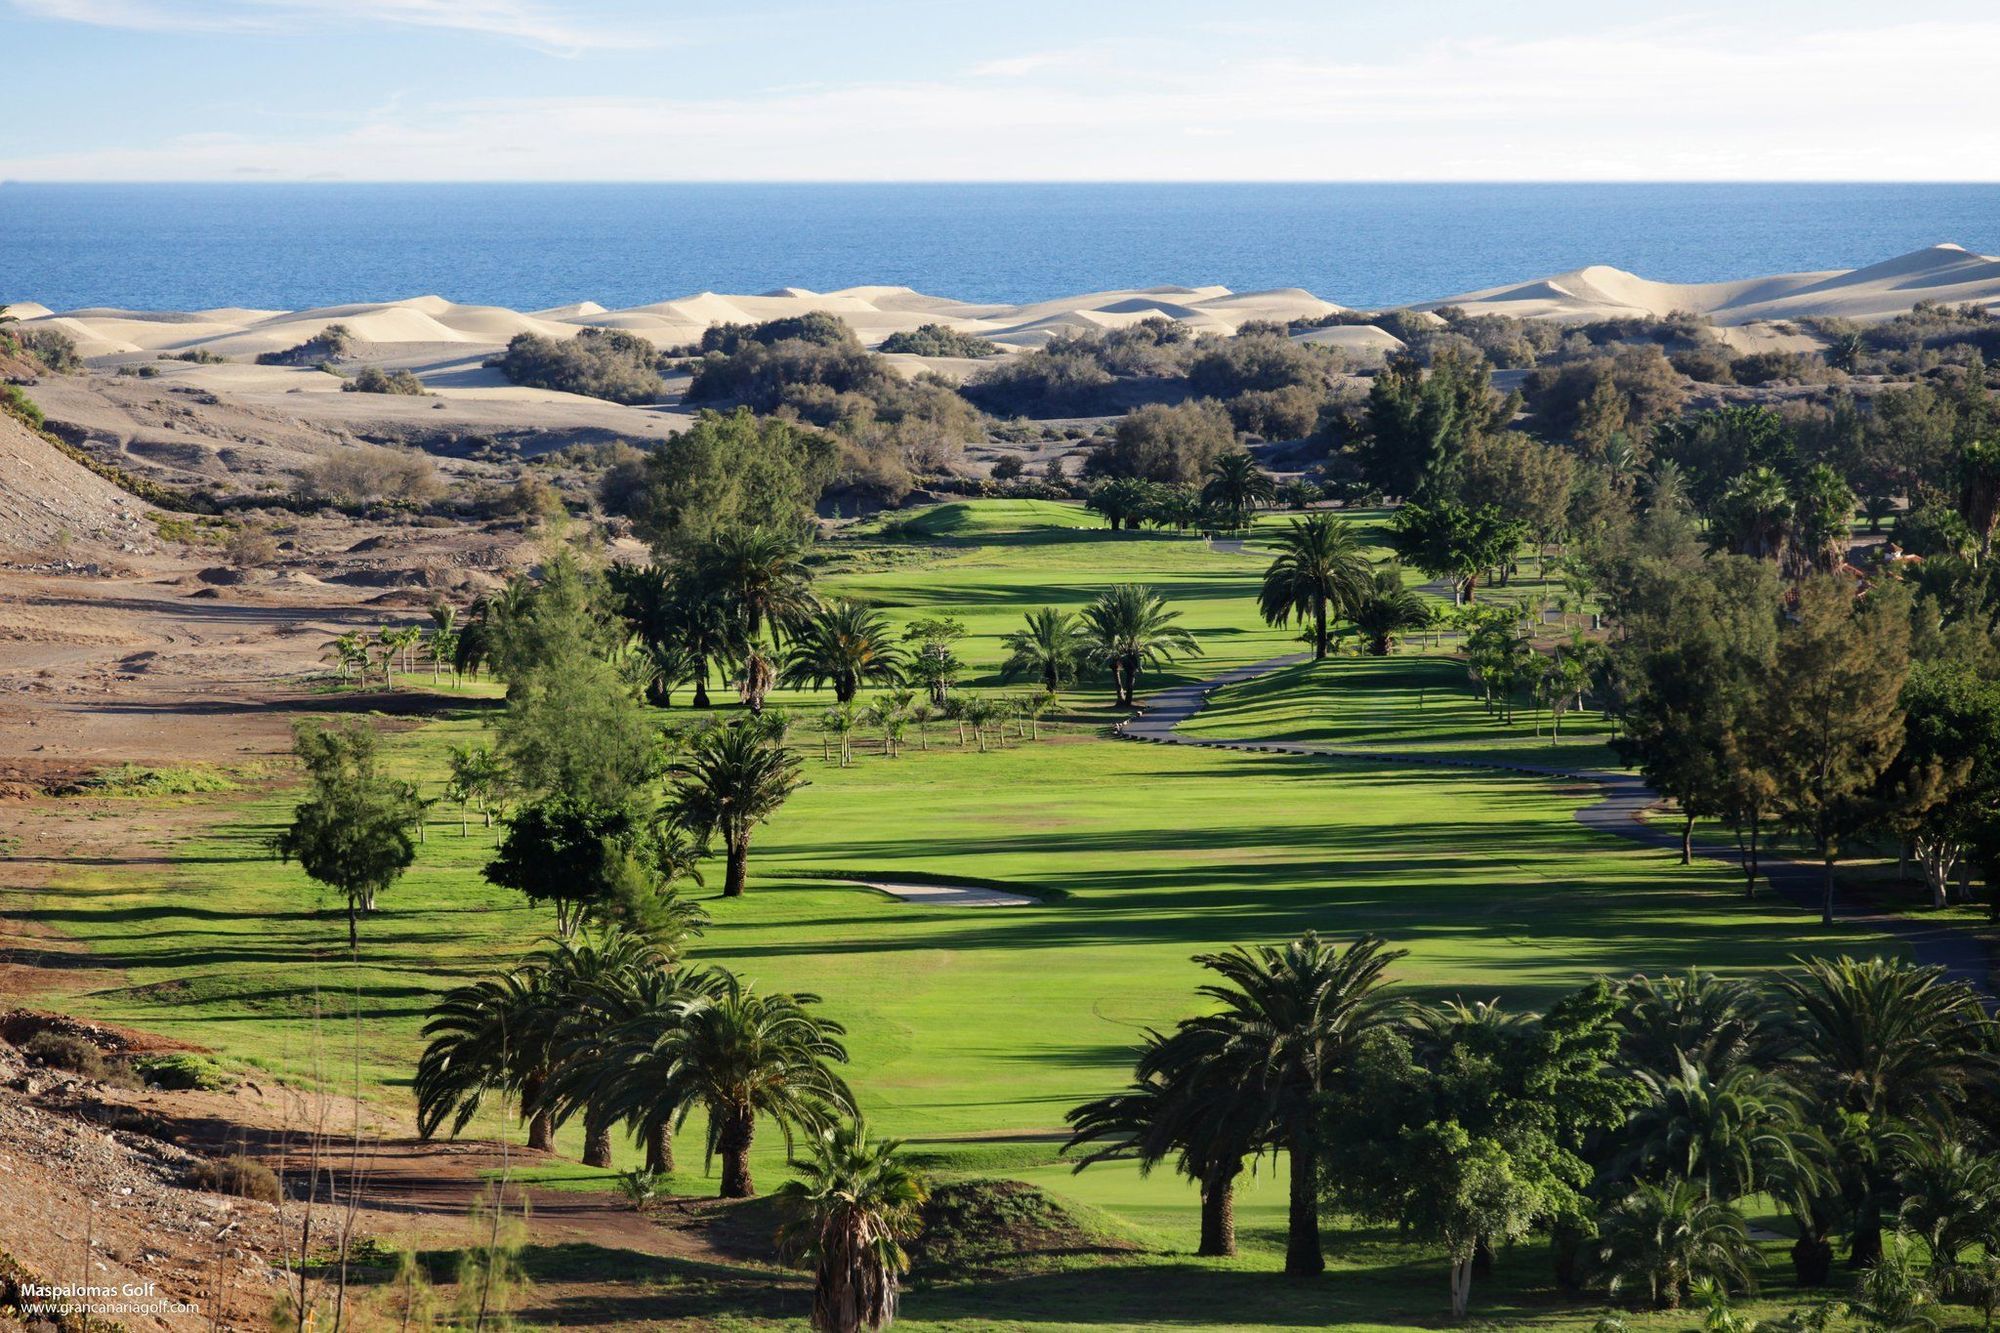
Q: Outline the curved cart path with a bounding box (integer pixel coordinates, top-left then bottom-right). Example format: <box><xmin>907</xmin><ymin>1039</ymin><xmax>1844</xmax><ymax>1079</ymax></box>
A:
<box><xmin>1116</xmin><ymin>652</ymin><xmax>1993</xmax><ymax>996</ymax></box>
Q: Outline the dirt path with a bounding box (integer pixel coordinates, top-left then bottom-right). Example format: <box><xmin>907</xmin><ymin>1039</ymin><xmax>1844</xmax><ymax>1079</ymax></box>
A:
<box><xmin>1117</xmin><ymin>652</ymin><xmax>1995</xmax><ymax>996</ymax></box>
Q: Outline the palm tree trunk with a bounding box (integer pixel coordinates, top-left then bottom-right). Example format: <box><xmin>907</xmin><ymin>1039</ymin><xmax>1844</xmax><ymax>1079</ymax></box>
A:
<box><xmin>582</xmin><ymin>1113</ymin><xmax>613</xmax><ymax>1169</ymax></box>
<box><xmin>521</xmin><ymin>1073</ymin><xmax>553</xmax><ymax>1152</ymax></box>
<box><xmin>692</xmin><ymin>658</ymin><xmax>712</xmax><ymax>710</ymax></box>
<box><xmin>1198</xmin><ymin>1162</ymin><xmax>1239</xmax><ymax>1257</ymax></box>
<box><xmin>718</xmin><ymin>1109</ymin><xmax>755</xmax><ymax>1198</ymax></box>
<box><xmin>724</xmin><ymin>835</ymin><xmax>749</xmax><ymax>897</ymax></box>
<box><xmin>645</xmin><ymin>1121</ymin><xmax>673</xmax><ymax>1175</ymax></box>
<box><xmin>1821</xmin><ymin>851</ymin><xmax>1837</xmax><ymax>926</ymax></box>
<box><xmin>1284</xmin><ymin>1133</ymin><xmax>1323</xmax><ymax>1277</ymax></box>
<box><xmin>1313</xmin><ymin>598</ymin><xmax>1328</xmax><ymax>660</ymax></box>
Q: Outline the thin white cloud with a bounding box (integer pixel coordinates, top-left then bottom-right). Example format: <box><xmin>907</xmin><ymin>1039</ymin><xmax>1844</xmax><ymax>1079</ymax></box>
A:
<box><xmin>3</xmin><ymin>15</ymin><xmax>1995</xmax><ymax>178</ymax></box>
<box><xmin>10</xmin><ymin>0</ymin><xmax>637</xmax><ymax>52</ymax></box>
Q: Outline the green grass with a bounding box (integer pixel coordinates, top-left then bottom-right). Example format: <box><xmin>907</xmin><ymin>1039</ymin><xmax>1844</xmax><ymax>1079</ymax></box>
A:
<box><xmin>8</xmin><ymin>500</ymin><xmax>1917</xmax><ymax>1329</ymax></box>
<box><xmin>1181</xmin><ymin>653</ymin><xmax>1626</xmax><ymax>772</ymax></box>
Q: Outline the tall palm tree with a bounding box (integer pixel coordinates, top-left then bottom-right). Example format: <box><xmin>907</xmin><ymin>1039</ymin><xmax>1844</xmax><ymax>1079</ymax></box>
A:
<box><xmin>999</xmin><ymin>607</ymin><xmax>1085</xmax><ymax>693</ymax></box>
<box><xmin>414</xmin><ymin>967</ymin><xmax>564</xmax><ymax>1151</ymax></box>
<box><xmin>1064</xmin><ymin>1028</ymin><xmax>1264</xmax><ymax>1257</ymax></box>
<box><xmin>783</xmin><ymin>601</ymin><xmax>904</xmax><ymax>704</ymax></box>
<box><xmin>1347</xmin><ymin>567</ymin><xmax>1431</xmax><ymax>657</ymax></box>
<box><xmin>1177</xmin><ymin>933</ymin><xmax>1406</xmax><ymax>1276</ymax></box>
<box><xmin>703</xmin><ymin>526</ymin><xmax>815</xmax><ymax>643</ymax></box>
<box><xmin>1201</xmin><ymin>452</ymin><xmax>1277</xmax><ymax>531</ymax></box>
<box><xmin>1256</xmin><ymin>515</ymin><xmax>1371</xmax><ymax>659</ymax></box>
<box><xmin>777</xmin><ymin>1120</ymin><xmax>929</xmax><ymax>1332</ymax></box>
<box><xmin>1081</xmin><ymin>584</ymin><xmax>1202</xmax><ymax>707</ymax></box>
<box><xmin>1776</xmin><ymin>956</ymin><xmax>1994</xmax><ymax>1267</ymax></box>
<box><xmin>666</xmin><ymin>719</ymin><xmax>807</xmax><ymax>897</ymax></box>
<box><xmin>664</xmin><ymin>573</ymin><xmax>745</xmax><ymax>710</ymax></box>
<box><xmin>663</xmin><ymin>970</ymin><xmax>853</xmax><ymax>1198</ymax></box>
<box><xmin>1595</xmin><ymin>1179</ymin><xmax>1759</xmax><ymax>1310</ymax></box>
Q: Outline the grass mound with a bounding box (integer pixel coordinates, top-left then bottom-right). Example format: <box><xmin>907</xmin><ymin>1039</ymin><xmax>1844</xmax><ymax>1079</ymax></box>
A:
<box><xmin>133</xmin><ymin>1052</ymin><xmax>231</xmax><ymax>1091</ymax></box>
<box><xmin>908</xmin><ymin>1179</ymin><xmax>1139</xmax><ymax>1281</ymax></box>
<box><xmin>69</xmin><ymin>763</ymin><xmax>240</xmax><ymax>797</ymax></box>
<box><xmin>880</xmin><ymin>499</ymin><xmax>1097</xmax><ymax>541</ymax></box>
<box><xmin>189</xmin><ymin>1154</ymin><xmax>282</xmax><ymax>1203</ymax></box>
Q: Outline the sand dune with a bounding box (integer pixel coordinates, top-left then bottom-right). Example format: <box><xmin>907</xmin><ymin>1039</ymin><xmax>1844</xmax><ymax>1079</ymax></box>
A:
<box><xmin>14</xmin><ymin>245</ymin><xmax>1998</xmax><ymax>374</ymax></box>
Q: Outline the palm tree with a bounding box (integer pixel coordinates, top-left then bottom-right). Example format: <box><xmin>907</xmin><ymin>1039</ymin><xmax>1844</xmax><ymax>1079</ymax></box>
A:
<box><xmin>514</xmin><ymin>931</ymin><xmax>669</xmax><ymax>1167</ymax></box>
<box><xmin>783</xmin><ymin>601</ymin><xmax>904</xmax><ymax>703</ymax></box>
<box><xmin>703</xmin><ymin>526</ymin><xmax>815</xmax><ymax>643</ymax></box>
<box><xmin>1595</xmin><ymin>1179</ymin><xmax>1759</xmax><ymax>1310</ymax></box>
<box><xmin>1081</xmin><ymin>584</ymin><xmax>1202</xmax><ymax>707</ymax></box>
<box><xmin>1201</xmin><ymin>452</ymin><xmax>1277</xmax><ymax>531</ymax></box>
<box><xmin>1000</xmin><ymin>608</ymin><xmax>1085</xmax><ymax>693</ymax></box>
<box><xmin>1064</xmin><ymin>1028</ymin><xmax>1263</xmax><ymax>1257</ymax></box>
<box><xmin>1256</xmin><ymin>515</ymin><xmax>1371</xmax><ymax>659</ymax></box>
<box><xmin>1775</xmin><ymin>956</ymin><xmax>1993</xmax><ymax>1265</ymax></box>
<box><xmin>666</xmin><ymin>719</ymin><xmax>807</xmax><ymax>896</ymax></box>
<box><xmin>1178</xmin><ymin>933</ymin><xmax>1406</xmax><ymax>1276</ymax></box>
<box><xmin>545</xmin><ymin>961</ymin><xmax>722</xmax><ymax>1175</ymax></box>
<box><xmin>1348</xmin><ymin>567</ymin><xmax>1430</xmax><ymax>657</ymax></box>
<box><xmin>663</xmin><ymin>971</ymin><xmax>853</xmax><ymax>1197</ymax></box>
<box><xmin>1898</xmin><ymin>1139</ymin><xmax>2000</xmax><ymax>1275</ymax></box>
<box><xmin>665</xmin><ymin>575</ymin><xmax>746</xmax><ymax>710</ymax></box>
<box><xmin>1614</xmin><ymin>972</ymin><xmax>1777</xmax><ymax>1082</ymax></box>
<box><xmin>777</xmin><ymin>1121</ymin><xmax>929</xmax><ymax>1332</ymax></box>
<box><xmin>414</xmin><ymin>968</ymin><xmax>562</xmax><ymax>1151</ymax></box>
<box><xmin>1614</xmin><ymin>1058</ymin><xmax>1796</xmax><ymax>1203</ymax></box>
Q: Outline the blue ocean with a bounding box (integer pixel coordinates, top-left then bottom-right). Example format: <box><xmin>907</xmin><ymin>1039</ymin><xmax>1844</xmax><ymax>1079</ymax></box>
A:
<box><xmin>3</xmin><ymin>182</ymin><xmax>1997</xmax><ymax>313</ymax></box>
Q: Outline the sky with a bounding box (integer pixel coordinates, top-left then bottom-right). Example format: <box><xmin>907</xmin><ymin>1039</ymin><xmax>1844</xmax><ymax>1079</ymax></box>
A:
<box><xmin>3</xmin><ymin>0</ymin><xmax>1997</xmax><ymax>181</ymax></box>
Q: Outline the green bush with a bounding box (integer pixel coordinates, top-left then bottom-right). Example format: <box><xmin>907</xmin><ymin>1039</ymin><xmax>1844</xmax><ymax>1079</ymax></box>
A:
<box><xmin>22</xmin><ymin>1031</ymin><xmax>107</xmax><ymax>1078</ymax></box>
<box><xmin>16</xmin><ymin>326</ymin><xmax>81</xmax><ymax>373</ymax></box>
<box><xmin>189</xmin><ymin>1154</ymin><xmax>282</xmax><ymax>1203</ymax></box>
<box><xmin>493</xmin><ymin>327</ymin><xmax>664</xmax><ymax>403</ymax></box>
<box><xmin>342</xmin><ymin>365</ymin><xmax>429</xmax><ymax>395</ymax></box>
<box><xmin>257</xmin><ymin>322</ymin><xmax>356</xmax><ymax>367</ymax></box>
<box><xmin>879</xmin><ymin>324</ymin><xmax>1002</xmax><ymax>358</ymax></box>
<box><xmin>132</xmin><ymin>1052</ymin><xmax>231</xmax><ymax>1091</ymax></box>
<box><xmin>1</xmin><ymin>384</ymin><xmax>46</xmax><ymax>429</ymax></box>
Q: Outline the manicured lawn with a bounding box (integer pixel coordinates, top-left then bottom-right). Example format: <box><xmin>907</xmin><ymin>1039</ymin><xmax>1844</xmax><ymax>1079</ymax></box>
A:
<box><xmin>1181</xmin><ymin>653</ymin><xmax>1626</xmax><ymax>772</ymax></box>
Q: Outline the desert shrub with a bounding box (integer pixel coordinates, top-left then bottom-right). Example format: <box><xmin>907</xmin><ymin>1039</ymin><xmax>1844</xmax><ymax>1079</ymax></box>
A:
<box><xmin>0</xmin><ymin>384</ymin><xmax>45</xmax><ymax>429</ymax></box>
<box><xmin>225</xmin><ymin>524</ymin><xmax>280</xmax><ymax>568</ymax></box>
<box><xmin>499</xmin><ymin>473</ymin><xmax>566</xmax><ymax>520</ymax></box>
<box><xmin>696</xmin><ymin>311</ymin><xmax>854</xmax><ymax>355</ymax></box>
<box><xmin>1085</xmin><ymin>400</ymin><xmax>1237</xmax><ymax>484</ymax></box>
<box><xmin>190</xmin><ymin>1155</ymin><xmax>282</xmax><ymax>1203</ymax></box>
<box><xmin>879</xmin><ymin>324</ymin><xmax>1001</xmax><ymax>357</ymax></box>
<box><xmin>1730</xmin><ymin>350</ymin><xmax>1834</xmax><ymax>386</ymax></box>
<box><xmin>493</xmin><ymin>328</ymin><xmax>664</xmax><ymax>404</ymax></box>
<box><xmin>17</xmin><ymin>326</ymin><xmax>82</xmax><ymax>372</ymax></box>
<box><xmin>164</xmin><ymin>347</ymin><xmax>228</xmax><ymax>364</ymax></box>
<box><xmin>989</xmin><ymin>456</ymin><xmax>1026</xmax><ymax>481</ymax></box>
<box><xmin>298</xmin><ymin>444</ymin><xmax>447</xmax><ymax>506</ymax></box>
<box><xmin>257</xmin><ymin>323</ymin><xmax>357</xmax><ymax>367</ymax></box>
<box><xmin>962</xmin><ymin>349</ymin><xmax>1116</xmax><ymax>416</ymax></box>
<box><xmin>1524</xmin><ymin>344</ymin><xmax>1687</xmax><ymax>451</ymax></box>
<box><xmin>1227</xmin><ymin>383</ymin><xmax>1326</xmax><ymax>439</ymax></box>
<box><xmin>343</xmin><ymin>365</ymin><xmax>429</xmax><ymax>395</ymax></box>
<box><xmin>132</xmin><ymin>1052</ymin><xmax>230</xmax><ymax>1091</ymax></box>
<box><xmin>1670</xmin><ymin>345</ymin><xmax>1737</xmax><ymax>383</ymax></box>
<box><xmin>1187</xmin><ymin>333</ymin><xmax>1328</xmax><ymax>398</ymax></box>
<box><xmin>23</xmin><ymin>1031</ymin><xmax>106</xmax><ymax>1078</ymax></box>
<box><xmin>686</xmin><ymin>335</ymin><xmax>887</xmax><ymax>410</ymax></box>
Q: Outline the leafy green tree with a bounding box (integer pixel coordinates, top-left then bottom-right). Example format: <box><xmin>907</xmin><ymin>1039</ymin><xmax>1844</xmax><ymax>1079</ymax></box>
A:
<box><xmin>483</xmin><ymin>797</ymin><xmax>701</xmax><ymax>941</ymax></box>
<box><xmin>1000</xmin><ymin>607</ymin><xmax>1086</xmax><ymax>693</ymax></box>
<box><xmin>1384</xmin><ymin>500</ymin><xmax>1525</xmax><ymax>605</ymax></box>
<box><xmin>1763</xmin><ymin>577</ymin><xmax>1911</xmax><ymax>922</ymax></box>
<box><xmin>1081</xmin><ymin>584</ymin><xmax>1202</xmax><ymax>707</ymax></box>
<box><xmin>612</xmin><ymin>408</ymin><xmax>838</xmax><ymax>553</ymax></box>
<box><xmin>1327</xmin><ymin>985</ymin><xmax>1632</xmax><ymax>1318</ymax></box>
<box><xmin>1200</xmin><ymin>451</ymin><xmax>1277</xmax><ymax>531</ymax></box>
<box><xmin>1364</xmin><ymin>346</ymin><xmax>1511</xmax><ymax>498</ymax></box>
<box><xmin>666</xmin><ymin>719</ymin><xmax>807</xmax><ymax>897</ymax></box>
<box><xmin>1256</xmin><ymin>515</ymin><xmax>1371</xmax><ymax>659</ymax></box>
<box><xmin>901</xmin><ymin>615</ymin><xmax>966</xmax><ymax>706</ymax></box>
<box><xmin>1884</xmin><ymin>660</ymin><xmax>2000</xmax><ymax>907</ymax></box>
<box><xmin>777</xmin><ymin>1121</ymin><xmax>930</xmax><ymax>1333</ymax></box>
<box><xmin>782</xmin><ymin>601</ymin><xmax>904</xmax><ymax>703</ymax></box>
<box><xmin>274</xmin><ymin>719</ymin><xmax>421</xmax><ymax>955</ymax></box>
<box><xmin>1178</xmin><ymin>933</ymin><xmax>1407</xmax><ymax>1277</ymax></box>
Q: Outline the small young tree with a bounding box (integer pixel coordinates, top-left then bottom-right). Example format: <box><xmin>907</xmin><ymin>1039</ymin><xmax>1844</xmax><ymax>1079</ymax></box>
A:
<box><xmin>667</xmin><ymin>720</ymin><xmax>808</xmax><ymax>897</ymax></box>
<box><xmin>274</xmin><ymin>719</ymin><xmax>421</xmax><ymax>954</ymax></box>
